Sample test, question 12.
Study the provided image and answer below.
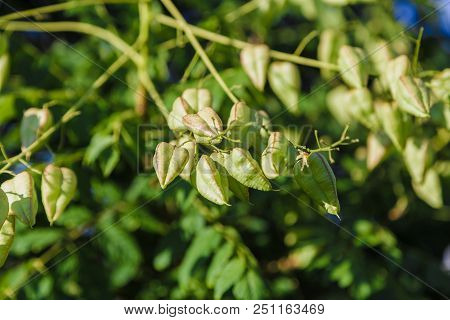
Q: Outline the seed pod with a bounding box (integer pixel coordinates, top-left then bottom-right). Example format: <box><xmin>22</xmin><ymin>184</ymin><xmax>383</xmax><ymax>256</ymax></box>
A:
<box><xmin>346</xmin><ymin>88</ymin><xmax>378</xmax><ymax>129</ymax></box>
<box><xmin>337</xmin><ymin>45</ymin><xmax>368</xmax><ymax>88</ymax></box>
<box><xmin>0</xmin><ymin>189</ymin><xmax>8</xmax><ymax>229</ymax></box>
<box><xmin>1</xmin><ymin>171</ymin><xmax>38</xmax><ymax>227</ymax></box>
<box><xmin>177</xmin><ymin>136</ymin><xmax>197</xmax><ymax>182</ymax></box>
<box><xmin>41</xmin><ymin>165</ymin><xmax>78</xmax><ymax>225</ymax></box>
<box><xmin>326</xmin><ymin>85</ymin><xmax>353</xmax><ymax>126</ymax></box>
<box><xmin>212</xmin><ymin>148</ymin><xmax>271</xmax><ymax>191</ymax></box>
<box><xmin>168</xmin><ymin>97</ymin><xmax>194</xmax><ymax>132</ymax></box>
<box><xmin>0</xmin><ymin>214</ymin><xmax>15</xmax><ymax>268</ymax></box>
<box><xmin>294</xmin><ymin>152</ymin><xmax>340</xmax><ymax>216</ymax></box>
<box><xmin>403</xmin><ymin>137</ymin><xmax>429</xmax><ymax>183</ymax></box>
<box><xmin>261</xmin><ymin>131</ymin><xmax>297</xmax><ymax>179</ymax></box>
<box><xmin>183</xmin><ymin>107</ymin><xmax>223</xmax><ymax>144</ymax></box>
<box><xmin>395</xmin><ymin>76</ymin><xmax>430</xmax><ymax>118</ymax></box>
<box><xmin>366</xmin><ymin>39</ymin><xmax>392</xmax><ymax>76</ymax></box>
<box><xmin>240</xmin><ymin>44</ymin><xmax>270</xmax><ymax>91</ymax></box>
<box><xmin>196</xmin><ymin>155</ymin><xmax>229</xmax><ymax>205</ymax></box>
<box><xmin>384</xmin><ymin>55</ymin><xmax>410</xmax><ymax>97</ymax></box>
<box><xmin>153</xmin><ymin>142</ymin><xmax>189</xmax><ymax>189</ymax></box>
<box><xmin>366</xmin><ymin>133</ymin><xmax>387</xmax><ymax>171</ymax></box>
<box><xmin>20</xmin><ymin>107</ymin><xmax>53</xmax><ymax>152</ymax></box>
<box><xmin>374</xmin><ymin>100</ymin><xmax>407</xmax><ymax>150</ymax></box>
<box><xmin>182</xmin><ymin>88</ymin><xmax>212</xmax><ymax>112</ymax></box>
<box><xmin>268</xmin><ymin>61</ymin><xmax>301</xmax><ymax>115</ymax></box>
<box><xmin>412</xmin><ymin>168</ymin><xmax>443</xmax><ymax>209</ymax></box>
<box><xmin>429</xmin><ymin>68</ymin><xmax>450</xmax><ymax>102</ymax></box>
<box><xmin>318</xmin><ymin>29</ymin><xmax>347</xmax><ymax>79</ymax></box>
<box><xmin>0</xmin><ymin>35</ymin><xmax>9</xmax><ymax>93</ymax></box>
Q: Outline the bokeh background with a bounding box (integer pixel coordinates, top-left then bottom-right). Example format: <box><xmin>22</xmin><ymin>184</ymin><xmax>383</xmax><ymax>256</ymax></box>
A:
<box><xmin>0</xmin><ymin>0</ymin><xmax>449</xmax><ymax>299</ymax></box>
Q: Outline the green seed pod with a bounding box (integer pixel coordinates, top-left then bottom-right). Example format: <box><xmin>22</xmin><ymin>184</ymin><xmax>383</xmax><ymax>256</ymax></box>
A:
<box><xmin>177</xmin><ymin>136</ymin><xmax>197</xmax><ymax>182</ymax></box>
<box><xmin>384</xmin><ymin>55</ymin><xmax>410</xmax><ymax>97</ymax></box>
<box><xmin>168</xmin><ymin>97</ymin><xmax>194</xmax><ymax>132</ymax></box>
<box><xmin>429</xmin><ymin>68</ymin><xmax>450</xmax><ymax>102</ymax></box>
<box><xmin>294</xmin><ymin>152</ymin><xmax>340</xmax><ymax>216</ymax></box>
<box><xmin>0</xmin><ymin>35</ymin><xmax>9</xmax><ymax>93</ymax></box>
<box><xmin>268</xmin><ymin>61</ymin><xmax>301</xmax><ymax>115</ymax></box>
<box><xmin>261</xmin><ymin>131</ymin><xmax>297</xmax><ymax>179</ymax></box>
<box><xmin>346</xmin><ymin>88</ymin><xmax>379</xmax><ymax>129</ymax></box>
<box><xmin>41</xmin><ymin>165</ymin><xmax>78</xmax><ymax>225</ymax></box>
<box><xmin>366</xmin><ymin>133</ymin><xmax>387</xmax><ymax>171</ymax></box>
<box><xmin>395</xmin><ymin>76</ymin><xmax>430</xmax><ymax>118</ymax></box>
<box><xmin>181</xmin><ymin>88</ymin><xmax>212</xmax><ymax>112</ymax></box>
<box><xmin>412</xmin><ymin>168</ymin><xmax>443</xmax><ymax>209</ymax></box>
<box><xmin>318</xmin><ymin>29</ymin><xmax>347</xmax><ymax>79</ymax></box>
<box><xmin>196</xmin><ymin>155</ymin><xmax>229</xmax><ymax>205</ymax></box>
<box><xmin>337</xmin><ymin>45</ymin><xmax>368</xmax><ymax>88</ymax></box>
<box><xmin>403</xmin><ymin>137</ymin><xmax>429</xmax><ymax>183</ymax></box>
<box><xmin>212</xmin><ymin>148</ymin><xmax>271</xmax><ymax>191</ymax></box>
<box><xmin>153</xmin><ymin>142</ymin><xmax>189</xmax><ymax>189</ymax></box>
<box><xmin>366</xmin><ymin>39</ymin><xmax>392</xmax><ymax>76</ymax></box>
<box><xmin>326</xmin><ymin>85</ymin><xmax>353</xmax><ymax>126</ymax></box>
<box><xmin>20</xmin><ymin>107</ymin><xmax>53</xmax><ymax>152</ymax></box>
<box><xmin>183</xmin><ymin>107</ymin><xmax>223</xmax><ymax>144</ymax></box>
<box><xmin>1</xmin><ymin>171</ymin><xmax>38</xmax><ymax>227</ymax></box>
<box><xmin>240</xmin><ymin>44</ymin><xmax>270</xmax><ymax>91</ymax></box>
<box><xmin>0</xmin><ymin>214</ymin><xmax>15</xmax><ymax>268</ymax></box>
<box><xmin>0</xmin><ymin>189</ymin><xmax>8</xmax><ymax>229</ymax></box>
<box><xmin>374</xmin><ymin>100</ymin><xmax>407</xmax><ymax>150</ymax></box>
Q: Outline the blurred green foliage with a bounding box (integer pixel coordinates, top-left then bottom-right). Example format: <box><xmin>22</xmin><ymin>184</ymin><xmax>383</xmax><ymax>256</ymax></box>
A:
<box><xmin>0</xmin><ymin>0</ymin><xmax>449</xmax><ymax>299</ymax></box>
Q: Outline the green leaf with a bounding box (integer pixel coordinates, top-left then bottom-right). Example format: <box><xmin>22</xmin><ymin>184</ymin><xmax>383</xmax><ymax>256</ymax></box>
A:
<box><xmin>268</xmin><ymin>61</ymin><xmax>301</xmax><ymax>115</ymax></box>
<box><xmin>214</xmin><ymin>256</ymin><xmax>246</xmax><ymax>299</ymax></box>
<box><xmin>206</xmin><ymin>241</ymin><xmax>235</xmax><ymax>288</ymax></box>
<box><xmin>11</xmin><ymin>228</ymin><xmax>63</xmax><ymax>256</ymax></box>
<box><xmin>84</xmin><ymin>133</ymin><xmax>115</xmax><ymax>165</ymax></box>
<box><xmin>178</xmin><ymin>227</ymin><xmax>222</xmax><ymax>286</ymax></box>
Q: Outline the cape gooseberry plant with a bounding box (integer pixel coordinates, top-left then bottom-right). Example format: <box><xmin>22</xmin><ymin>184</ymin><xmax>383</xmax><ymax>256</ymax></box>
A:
<box><xmin>0</xmin><ymin>0</ymin><xmax>448</xmax><ymax>299</ymax></box>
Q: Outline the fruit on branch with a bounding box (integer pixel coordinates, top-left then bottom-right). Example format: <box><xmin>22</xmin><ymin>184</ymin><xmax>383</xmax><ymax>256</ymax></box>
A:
<box><xmin>168</xmin><ymin>97</ymin><xmax>194</xmax><ymax>132</ymax></box>
<box><xmin>403</xmin><ymin>137</ymin><xmax>429</xmax><ymax>184</ymax></box>
<box><xmin>318</xmin><ymin>29</ymin><xmax>347</xmax><ymax>79</ymax></box>
<box><xmin>268</xmin><ymin>61</ymin><xmax>301</xmax><ymax>115</ymax></box>
<box><xmin>176</xmin><ymin>135</ymin><xmax>197</xmax><ymax>182</ymax></box>
<box><xmin>294</xmin><ymin>152</ymin><xmax>340</xmax><ymax>216</ymax></box>
<box><xmin>374</xmin><ymin>100</ymin><xmax>408</xmax><ymax>151</ymax></box>
<box><xmin>211</xmin><ymin>148</ymin><xmax>271</xmax><ymax>191</ymax></box>
<box><xmin>0</xmin><ymin>215</ymin><xmax>15</xmax><ymax>268</ymax></box>
<box><xmin>240</xmin><ymin>44</ymin><xmax>270</xmax><ymax>91</ymax></box>
<box><xmin>412</xmin><ymin>168</ymin><xmax>443</xmax><ymax>209</ymax></box>
<box><xmin>366</xmin><ymin>133</ymin><xmax>388</xmax><ymax>171</ymax></box>
<box><xmin>1</xmin><ymin>171</ymin><xmax>38</xmax><ymax>227</ymax></box>
<box><xmin>20</xmin><ymin>107</ymin><xmax>53</xmax><ymax>152</ymax></box>
<box><xmin>0</xmin><ymin>189</ymin><xmax>8</xmax><ymax>229</ymax></box>
<box><xmin>337</xmin><ymin>45</ymin><xmax>369</xmax><ymax>89</ymax></box>
<box><xmin>41</xmin><ymin>164</ymin><xmax>78</xmax><ymax>225</ymax></box>
<box><xmin>153</xmin><ymin>142</ymin><xmax>189</xmax><ymax>189</ymax></box>
<box><xmin>395</xmin><ymin>76</ymin><xmax>430</xmax><ymax>118</ymax></box>
<box><xmin>261</xmin><ymin>131</ymin><xmax>297</xmax><ymax>179</ymax></box>
<box><xmin>182</xmin><ymin>88</ymin><xmax>212</xmax><ymax>112</ymax></box>
<box><xmin>195</xmin><ymin>155</ymin><xmax>229</xmax><ymax>205</ymax></box>
<box><xmin>384</xmin><ymin>55</ymin><xmax>410</xmax><ymax>97</ymax></box>
<box><xmin>183</xmin><ymin>107</ymin><xmax>223</xmax><ymax>144</ymax></box>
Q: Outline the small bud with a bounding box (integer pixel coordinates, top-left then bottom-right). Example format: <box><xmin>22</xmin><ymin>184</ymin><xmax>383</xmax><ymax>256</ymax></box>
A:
<box><xmin>153</xmin><ymin>142</ymin><xmax>189</xmax><ymax>189</ymax></box>
<box><xmin>41</xmin><ymin>165</ymin><xmax>78</xmax><ymax>225</ymax></box>
<box><xmin>240</xmin><ymin>44</ymin><xmax>270</xmax><ymax>91</ymax></box>
<box><xmin>195</xmin><ymin>155</ymin><xmax>229</xmax><ymax>205</ymax></box>
<box><xmin>183</xmin><ymin>107</ymin><xmax>223</xmax><ymax>144</ymax></box>
<box><xmin>168</xmin><ymin>97</ymin><xmax>194</xmax><ymax>132</ymax></box>
<box><xmin>1</xmin><ymin>171</ymin><xmax>38</xmax><ymax>227</ymax></box>
<box><xmin>395</xmin><ymin>75</ymin><xmax>430</xmax><ymax>118</ymax></box>
<box><xmin>268</xmin><ymin>61</ymin><xmax>301</xmax><ymax>115</ymax></box>
<box><xmin>182</xmin><ymin>88</ymin><xmax>212</xmax><ymax>112</ymax></box>
<box><xmin>338</xmin><ymin>45</ymin><xmax>369</xmax><ymax>88</ymax></box>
